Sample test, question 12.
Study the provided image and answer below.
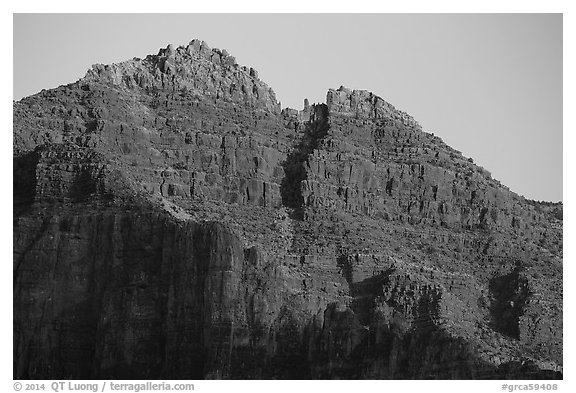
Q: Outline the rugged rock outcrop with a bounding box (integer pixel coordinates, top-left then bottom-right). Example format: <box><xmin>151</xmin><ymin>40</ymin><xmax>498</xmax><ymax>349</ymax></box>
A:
<box><xmin>13</xmin><ymin>40</ymin><xmax>562</xmax><ymax>379</ymax></box>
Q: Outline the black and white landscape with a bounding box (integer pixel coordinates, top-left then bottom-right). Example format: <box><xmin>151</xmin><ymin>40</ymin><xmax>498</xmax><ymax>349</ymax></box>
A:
<box><xmin>13</xmin><ymin>14</ymin><xmax>562</xmax><ymax>380</ymax></box>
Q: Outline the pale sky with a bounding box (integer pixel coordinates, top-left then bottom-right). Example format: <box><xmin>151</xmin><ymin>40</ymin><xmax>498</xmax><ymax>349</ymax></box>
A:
<box><xmin>13</xmin><ymin>13</ymin><xmax>563</xmax><ymax>202</ymax></box>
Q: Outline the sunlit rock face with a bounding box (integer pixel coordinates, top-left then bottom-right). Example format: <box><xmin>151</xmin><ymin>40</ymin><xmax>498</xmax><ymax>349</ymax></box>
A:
<box><xmin>13</xmin><ymin>40</ymin><xmax>562</xmax><ymax>380</ymax></box>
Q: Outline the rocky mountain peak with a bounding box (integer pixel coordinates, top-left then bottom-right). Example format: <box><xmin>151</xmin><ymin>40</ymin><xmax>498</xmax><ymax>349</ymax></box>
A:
<box><xmin>83</xmin><ymin>39</ymin><xmax>280</xmax><ymax>113</ymax></box>
<box><xmin>327</xmin><ymin>86</ymin><xmax>421</xmax><ymax>129</ymax></box>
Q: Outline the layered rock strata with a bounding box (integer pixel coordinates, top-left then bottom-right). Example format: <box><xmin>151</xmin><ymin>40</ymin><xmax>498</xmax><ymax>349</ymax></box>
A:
<box><xmin>13</xmin><ymin>40</ymin><xmax>562</xmax><ymax>379</ymax></box>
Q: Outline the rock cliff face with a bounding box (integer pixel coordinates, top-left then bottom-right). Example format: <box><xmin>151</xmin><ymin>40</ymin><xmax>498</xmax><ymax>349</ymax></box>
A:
<box><xmin>13</xmin><ymin>40</ymin><xmax>562</xmax><ymax>379</ymax></box>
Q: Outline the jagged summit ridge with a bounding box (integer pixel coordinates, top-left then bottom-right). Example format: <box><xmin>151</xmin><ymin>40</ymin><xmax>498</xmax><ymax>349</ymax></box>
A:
<box><xmin>282</xmin><ymin>86</ymin><xmax>422</xmax><ymax>131</ymax></box>
<box><xmin>327</xmin><ymin>86</ymin><xmax>421</xmax><ymax>129</ymax></box>
<box><xmin>83</xmin><ymin>40</ymin><xmax>420</xmax><ymax>128</ymax></box>
<box><xmin>83</xmin><ymin>39</ymin><xmax>281</xmax><ymax>113</ymax></box>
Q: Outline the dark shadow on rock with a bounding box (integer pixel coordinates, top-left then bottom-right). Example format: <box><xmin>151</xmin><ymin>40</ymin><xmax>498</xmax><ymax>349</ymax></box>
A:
<box><xmin>14</xmin><ymin>150</ymin><xmax>40</xmax><ymax>214</ymax></box>
<box><xmin>349</xmin><ymin>268</ymin><xmax>395</xmax><ymax>326</ymax></box>
<box><xmin>280</xmin><ymin>104</ymin><xmax>329</xmax><ymax>220</ymax></box>
<box><xmin>494</xmin><ymin>360</ymin><xmax>562</xmax><ymax>380</ymax></box>
<box><xmin>336</xmin><ymin>253</ymin><xmax>353</xmax><ymax>285</ymax></box>
<box><xmin>488</xmin><ymin>264</ymin><xmax>530</xmax><ymax>339</ymax></box>
<box><xmin>69</xmin><ymin>169</ymin><xmax>98</xmax><ymax>202</ymax></box>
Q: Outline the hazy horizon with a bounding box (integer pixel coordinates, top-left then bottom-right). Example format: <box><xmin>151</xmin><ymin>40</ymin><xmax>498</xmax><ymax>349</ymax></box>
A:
<box><xmin>13</xmin><ymin>13</ymin><xmax>563</xmax><ymax>202</ymax></box>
